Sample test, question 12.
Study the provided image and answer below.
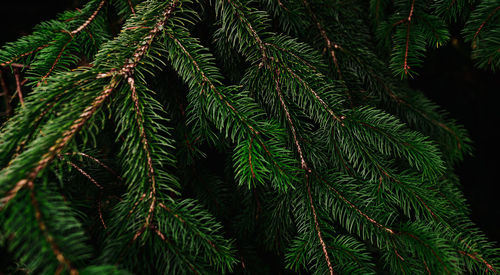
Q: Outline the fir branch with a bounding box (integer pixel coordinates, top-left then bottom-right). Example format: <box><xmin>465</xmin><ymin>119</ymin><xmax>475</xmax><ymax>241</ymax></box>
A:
<box><xmin>1</xmin><ymin>81</ymin><xmax>116</xmax><ymax>206</ymax></box>
<box><xmin>0</xmin><ymin>44</ymin><xmax>49</xmax><ymax>67</ymax></box>
<box><xmin>126</xmin><ymin>74</ymin><xmax>158</xmax><ymax>234</ymax></box>
<box><xmin>403</xmin><ymin>0</ymin><xmax>416</xmax><ymax>76</ymax></box>
<box><xmin>1</xmin><ymin>0</ymin><xmax>178</xmax><ymax>207</ymax></box>
<box><xmin>58</xmin><ymin>154</ymin><xmax>103</xmax><ymax>189</ymax></box>
<box><xmin>29</xmin><ymin>187</ymin><xmax>78</xmax><ymax>275</ymax></box>
<box><xmin>272</xmin><ymin>66</ymin><xmax>308</xmax><ymax>171</ymax></box>
<box><xmin>1</xmin><ymin>1</ymin><xmax>499</xmax><ymax>273</ymax></box>
<box><xmin>319</xmin><ymin>175</ymin><xmax>395</xmax><ymax>235</ymax></box>
<box><xmin>473</xmin><ymin>5</ymin><xmax>500</xmax><ymax>39</ymax></box>
<box><xmin>65</xmin><ymin>151</ymin><xmax>121</xmax><ymax>180</ymax></box>
<box><xmin>300</xmin><ymin>0</ymin><xmax>342</xmax><ymax>79</ymax></box>
<box><xmin>306</xmin><ymin>176</ymin><xmax>336</xmax><ymax>275</ymax></box>
<box><xmin>0</xmin><ymin>70</ymin><xmax>11</xmax><ymax>115</ymax></box>
<box><xmin>127</xmin><ymin>0</ymin><xmax>136</xmax><ymax>15</ymax></box>
<box><xmin>71</xmin><ymin>0</ymin><xmax>107</xmax><ymax>36</ymax></box>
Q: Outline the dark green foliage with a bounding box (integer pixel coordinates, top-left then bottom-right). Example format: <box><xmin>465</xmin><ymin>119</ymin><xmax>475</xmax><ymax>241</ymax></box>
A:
<box><xmin>0</xmin><ymin>0</ymin><xmax>499</xmax><ymax>274</ymax></box>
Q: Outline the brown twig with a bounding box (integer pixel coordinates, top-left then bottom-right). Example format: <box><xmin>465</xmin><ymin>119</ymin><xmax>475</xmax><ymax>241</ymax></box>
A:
<box><xmin>10</xmin><ymin>63</ymin><xmax>30</xmax><ymax>69</ymax></box>
<box><xmin>13</xmin><ymin>68</ymin><xmax>24</xmax><ymax>106</ymax></box>
<box><xmin>65</xmin><ymin>152</ymin><xmax>122</xmax><ymax>181</ymax></box>
<box><xmin>403</xmin><ymin>0</ymin><xmax>416</xmax><ymax>75</ymax></box>
<box><xmin>127</xmin><ymin>0</ymin><xmax>136</xmax><ymax>14</ymax></box>
<box><xmin>473</xmin><ymin>6</ymin><xmax>500</xmax><ymax>40</ymax></box>
<box><xmin>0</xmin><ymin>70</ymin><xmax>12</xmax><ymax>116</ymax></box>
<box><xmin>272</xmin><ymin>66</ymin><xmax>308</xmax><ymax>171</ymax></box>
<box><xmin>307</xmin><ymin>175</ymin><xmax>336</xmax><ymax>275</ymax></box>
<box><xmin>98</xmin><ymin>192</ymin><xmax>107</xmax><ymax>229</ymax></box>
<box><xmin>58</xmin><ymin>155</ymin><xmax>103</xmax><ymax>189</ymax></box>
<box><xmin>29</xmin><ymin>185</ymin><xmax>78</xmax><ymax>275</ymax></box>
<box><xmin>458</xmin><ymin>250</ymin><xmax>497</xmax><ymax>274</ymax></box>
<box><xmin>0</xmin><ymin>44</ymin><xmax>50</xmax><ymax>68</ymax></box>
<box><xmin>127</xmin><ymin>74</ymin><xmax>157</xmax><ymax>229</ymax></box>
<box><xmin>248</xmin><ymin>135</ymin><xmax>256</xmax><ymax>179</ymax></box>
<box><xmin>301</xmin><ymin>0</ymin><xmax>343</xmax><ymax>79</ymax></box>
<box><xmin>71</xmin><ymin>0</ymin><xmax>107</xmax><ymax>36</ymax></box>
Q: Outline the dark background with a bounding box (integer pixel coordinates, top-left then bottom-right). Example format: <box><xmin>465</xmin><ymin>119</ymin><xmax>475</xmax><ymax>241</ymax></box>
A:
<box><xmin>0</xmin><ymin>1</ymin><xmax>498</xmax><ymax>244</ymax></box>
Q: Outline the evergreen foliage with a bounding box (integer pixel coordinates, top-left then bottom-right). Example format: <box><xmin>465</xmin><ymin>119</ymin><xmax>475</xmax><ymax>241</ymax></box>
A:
<box><xmin>0</xmin><ymin>0</ymin><xmax>499</xmax><ymax>274</ymax></box>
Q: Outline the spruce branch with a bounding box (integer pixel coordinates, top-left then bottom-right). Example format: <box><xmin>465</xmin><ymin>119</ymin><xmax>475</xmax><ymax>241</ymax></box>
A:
<box><xmin>0</xmin><ymin>0</ymin><xmax>498</xmax><ymax>273</ymax></box>
<box><xmin>58</xmin><ymin>154</ymin><xmax>104</xmax><ymax>189</ymax></box>
<box><xmin>306</xmin><ymin>175</ymin><xmax>336</xmax><ymax>275</ymax></box>
<box><xmin>70</xmin><ymin>0</ymin><xmax>107</xmax><ymax>36</ymax></box>
<box><xmin>1</xmin><ymin>0</ymin><xmax>178</xmax><ymax>208</ymax></box>
<box><xmin>473</xmin><ymin>5</ymin><xmax>500</xmax><ymax>40</ymax></box>
<box><xmin>28</xmin><ymin>186</ymin><xmax>78</xmax><ymax>275</ymax></box>
<box><xmin>300</xmin><ymin>0</ymin><xmax>343</xmax><ymax>79</ymax></box>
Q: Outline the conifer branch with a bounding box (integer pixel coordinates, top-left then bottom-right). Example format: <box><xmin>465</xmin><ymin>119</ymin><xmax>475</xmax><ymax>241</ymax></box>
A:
<box><xmin>12</xmin><ymin>68</ymin><xmax>24</xmax><ymax>106</ymax></box>
<box><xmin>0</xmin><ymin>70</ymin><xmax>12</xmax><ymax>116</ymax></box>
<box><xmin>272</xmin><ymin>66</ymin><xmax>308</xmax><ymax>171</ymax></box>
<box><xmin>473</xmin><ymin>5</ymin><xmax>500</xmax><ymax>39</ymax></box>
<box><xmin>321</xmin><ymin>176</ymin><xmax>395</xmax><ymax>235</ymax></box>
<box><xmin>127</xmin><ymin>0</ymin><xmax>136</xmax><ymax>15</ymax></box>
<box><xmin>0</xmin><ymin>44</ymin><xmax>49</xmax><ymax>67</ymax></box>
<box><xmin>1</xmin><ymin>0</ymin><xmax>106</xmax><ymax>71</ymax></box>
<box><xmin>127</xmin><ymin>74</ymin><xmax>157</xmax><ymax>230</ymax></box>
<box><xmin>282</xmin><ymin>66</ymin><xmax>342</xmax><ymax>123</ymax></box>
<box><xmin>39</xmin><ymin>37</ymin><xmax>73</xmax><ymax>83</ymax></box>
<box><xmin>58</xmin><ymin>155</ymin><xmax>103</xmax><ymax>189</ymax></box>
<box><xmin>70</xmin><ymin>0</ymin><xmax>106</xmax><ymax>36</ymax></box>
<box><xmin>153</xmin><ymin>227</ymin><xmax>201</xmax><ymax>274</ymax></box>
<box><xmin>1</xmin><ymin>0</ymin><xmax>498</xmax><ymax>273</ymax></box>
<box><xmin>29</xmin><ymin>187</ymin><xmax>78</xmax><ymax>275</ymax></box>
<box><xmin>306</xmin><ymin>176</ymin><xmax>335</xmax><ymax>275</ymax></box>
<box><xmin>403</xmin><ymin>0</ymin><xmax>416</xmax><ymax>75</ymax></box>
<box><xmin>458</xmin><ymin>250</ymin><xmax>498</xmax><ymax>274</ymax></box>
<box><xmin>2</xmin><ymin>0</ymin><xmax>177</xmax><ymax>205</ymax></box>
<box><xmin>66</xmin><ymin>152</ymin><xmax>121</xmax><ymax>180</ymax></box>
<box><xmin>225</xmin><ymin>0</ymin><xmax>269</xmax><ymax>65</ymax></box>
<box><xmin>300</xmin><ymin>0</ymin><xmax>342</xmax><ymax>79</ymax></box>
<box><xmin>1</xmin><ymin>82</ymin><xmax>116</xmax><ymax>206</ymax></box>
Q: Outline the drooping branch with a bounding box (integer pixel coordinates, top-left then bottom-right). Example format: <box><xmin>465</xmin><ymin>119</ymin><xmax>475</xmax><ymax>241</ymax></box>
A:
<box><xmin>306</xmin><ymin>176</ymin><xmax>336</xmax><ymax>275</ymax></box>
<box><xmin>1</xmin><ymin>81</ymin><xmax>117</xmax><ymax>206</ymax></box>
<box><xmin>300</xmin><ymin>0</ymin><xmax>343</xmax><ymax>79</ymax></box>
<box><xmin>403</xmin><ymin>0</ymin><xmax>416</xmax><ymax>75</ymax></box>
<box><xmin>13</xmin><ymin>68</ymin><xmax>24</xmax><ymax>106</ymax></box>
<box><xmin>317</xmin><ymin>174</ymin><xmax>395</xmax><ymax>235</ymax></box>
<box><xmin>473</xmin><ymin>5</ymin><xmax>500</xmax><ymax>39</ymax></box>
<box><xmin>1</xmin><ymin>0</ymin><xmax>106</xmax><ymax>70</ymax></box>
<box><xmin>0</xmin><ymin>44</ymin><xmax>50</xmax><ymax>67</ymax></box>
<box><xmin>65</xmin><ymin>151</ymin><xmax>121</xmax><ymax>180</ymax></box>
<box><xmin>58</xmin><ymin>155</ymin><xmax>103</xmax><ymax>189</ymax></box>
<box><xmin>127</xmin><ymin>75</ymin><xmax>157</xmax><ymax>229</ymax></box>
<box><xmin>282</xmin><ymin>66</ymin><xmax>342</xmax><ymax>123</ymax></box>
<box><xmin>272</xmin><ymin>66</ymin><xmax>308</xmax><ymax>171</ymax></box>
<box><xmin>0</xmin><ymin>70</ymin><xmax>12</xmax><ymax>116</ymax></box>
<box><xmin>29</xmin><ymin>186</ymin><xmax>78</xmax><ymax>275</ymax></box>
<box><xmin>1</xmin><ymin>0</ymin><xmax>178</xmax><ymax>207</ymax></box>
<box><xmin>225</xmin><ymin>0</ymin><xmax>269</xmax><ymax>66</ymax></box>
<box><xmin>70</xmin><ymin>0</ymin><xmax>107</xmax><ymax>36</ymax></box>
<box><xmin>458</xmin><ymin>250</ymin><xmax>497</xmax><ymax>274</ymax></box>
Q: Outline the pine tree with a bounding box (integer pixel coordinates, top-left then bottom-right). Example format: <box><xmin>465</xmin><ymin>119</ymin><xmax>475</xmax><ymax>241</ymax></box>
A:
<box><xmin>0</xmin><ymin>0</ymin><xmax>499</xmax><ymax>274</ymax></box>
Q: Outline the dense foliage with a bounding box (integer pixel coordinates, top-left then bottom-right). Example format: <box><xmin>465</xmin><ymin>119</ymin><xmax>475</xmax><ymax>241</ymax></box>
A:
<box><xmin>0</xmin><ymin>0</ymin><xmax>499</xmax><ymax>274</ymax></box>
